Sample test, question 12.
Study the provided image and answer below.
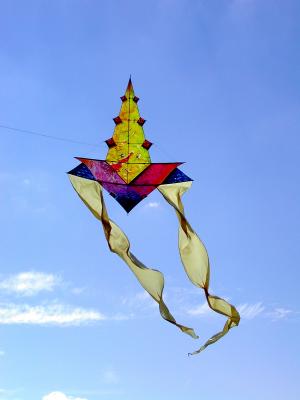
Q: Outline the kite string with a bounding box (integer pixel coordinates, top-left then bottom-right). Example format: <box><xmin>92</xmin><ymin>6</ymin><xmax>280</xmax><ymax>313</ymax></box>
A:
<box><xmin>0</xmin><ymin>123</ymin><xmax>183</xmax><ymax>163</ymax></box>
<box><xmin>0</xmin><ymin>123</ymin><xmax>105</xmax><ymax>148</ymax></box>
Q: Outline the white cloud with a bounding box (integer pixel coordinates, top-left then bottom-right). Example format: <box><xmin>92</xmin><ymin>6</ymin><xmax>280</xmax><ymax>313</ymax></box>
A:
<box><xmin>188</xmin><ymin>301</ymin><xmax>265</xmax><ymax>320</ymax></box>
<box><xmin>0</xmin><ymin>271</ymin><xmax>61</xmax><ymax>296</ymax></box>
<box><xmin>0</xmin><ymin>303</ymin><xmax>105</xmax><ymax>326</ymax></box>
<box><xmin>132</xmin><ymin>291</ymin><xmax>153</xmax><ymax>304</ymax></box>
<box><xmin>71</xmin><ymin>287</ymin><xmax>86</xmax><ymax>295</ymax></box>
<box><xmin>145</xmin><ymin>201</ymin><xmax>160</xmax><ymax>208</ymax></box>
<box><xmin>0</xmin><ymin>387</ymin><xmax>20</xmax><ymax>399</ymax></box>
<box><xmin>121</xmin><ymin>291</ymin><xmax>156</xmax><ymax>311</ymax></box>
<box><xmin>42</xmin><ymin>391</ymin><xmax>87</xmax><ymax>400</ymax></box>
<box><xmin>237</xmin><ymin>302</ymin><xmax>265</xmax><ymax>319</ymax></box>
<box><xmin>111</xmin><ymin>313</ymin><xmax>133</xmax><ymax>321</ymax></box>
<box><xmin>187</xmin><ymin>301</ymin><xmax>210</xmax><ymax>316</ymax></box>
<box><xmin>178</xmin><ymin>290</ymin><xmax>296</xmax><ymax>324</ymax></box>
<box><xmin>268</xmin><ymin>307</ymin><xmax>293</xmax><ymax>321</ymax></box>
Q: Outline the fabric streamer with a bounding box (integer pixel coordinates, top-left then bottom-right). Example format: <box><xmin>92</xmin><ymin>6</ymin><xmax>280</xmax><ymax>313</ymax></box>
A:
<box><xmin>68</xmin><ymin>78</ymin><xmax>240</xmax><ymax>355</ymax></box>
<box><xmin>69</xmin><ymin>175</ymin><xmax>198</xmax><ymax>340</ymax></box>
<box><xmin>158</xmin><ymin>182</ymin><xmax>240</xmax><ymax>354</ymax></box>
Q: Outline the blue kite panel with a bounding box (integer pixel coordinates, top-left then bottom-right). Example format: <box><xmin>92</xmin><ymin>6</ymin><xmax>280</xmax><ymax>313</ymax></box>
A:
<box><xmin>162</xmin><ymin>168</ymin><xmax>192</xmax><ymax>184</ymax></box>
<box><xmin>68</xmin><ymin>163</ymin><xmax>96</xmax><ymax>181</ymax></box>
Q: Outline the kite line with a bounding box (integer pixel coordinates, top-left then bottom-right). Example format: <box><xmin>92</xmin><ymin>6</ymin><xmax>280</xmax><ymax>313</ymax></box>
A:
<box><xmin>0</xmin><ymin>123</ymin><xmax>177</xmax><ymax>160</ymax></box>
<box><xmin>0</xmin><ymin>123</ymin><xmax>101</xmax><ymax>147</ymax></box>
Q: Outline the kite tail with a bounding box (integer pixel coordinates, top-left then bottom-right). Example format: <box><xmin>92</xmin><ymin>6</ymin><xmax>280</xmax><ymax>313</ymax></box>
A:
<box><xmin>68</xmin><ymin>175</ymin><xmax>199</xmax><ymax>340</ymax></box>
<box><xmin>158</xmin><ymin>182</ymin><xmax>240</xmax><ymax>355</ymax></box>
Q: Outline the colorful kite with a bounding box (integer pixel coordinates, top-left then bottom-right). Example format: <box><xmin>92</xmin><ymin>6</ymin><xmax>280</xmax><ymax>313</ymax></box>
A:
<box><xmin>68</xmin><ymin>79</ymin><xmax>240</xmax><ymax>355</ymax></box>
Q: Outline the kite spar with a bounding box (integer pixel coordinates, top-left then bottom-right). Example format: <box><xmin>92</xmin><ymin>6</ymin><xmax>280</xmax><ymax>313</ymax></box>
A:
<box><xmin>68</xmin><ymin>79</ymin><xmax>240</xmax><ymax>355</ymax></box>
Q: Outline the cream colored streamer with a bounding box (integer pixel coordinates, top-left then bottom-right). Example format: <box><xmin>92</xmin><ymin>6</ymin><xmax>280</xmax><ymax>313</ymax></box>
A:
<box><xmin>158</xmin><ymin>181</ymin><xmax>240</xmax><ymax>355</ymax></box>
<box><xmin>69</xmin><ymin>175</ymin><xmax>198</xmax><ymax>340</ymax></box>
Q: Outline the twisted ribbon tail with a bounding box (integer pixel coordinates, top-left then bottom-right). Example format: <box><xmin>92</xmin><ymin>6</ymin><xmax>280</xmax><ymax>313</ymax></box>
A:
<box><xmin>158</xmin><ymin>182</ymin><xmax>240</xmax><ymax>355</ymax></box>
<box><xmin>68</xmin><ymin>175</ymin><xmax>198</xmax><ymax>340</ymax></box>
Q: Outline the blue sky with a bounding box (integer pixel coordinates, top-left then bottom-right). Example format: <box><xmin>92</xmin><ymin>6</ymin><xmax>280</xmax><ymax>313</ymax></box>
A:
<box><xmin>0</xmin><ymin>0</ymin><xmax>300</xmax><ymax>399</ymax></box>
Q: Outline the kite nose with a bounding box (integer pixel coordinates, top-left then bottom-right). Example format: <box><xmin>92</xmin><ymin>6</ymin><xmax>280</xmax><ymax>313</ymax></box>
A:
<box><xmin>125</xmin><ymin>76</ymin><xmax>134</xmax><ymax>97</ymax></box>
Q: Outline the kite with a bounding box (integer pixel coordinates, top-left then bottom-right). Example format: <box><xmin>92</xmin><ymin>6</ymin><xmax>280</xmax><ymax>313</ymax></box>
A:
<box><xmin>68</xmin><ymin>79</ymin><xmax>240</xmax><ymax>355</ymax></box>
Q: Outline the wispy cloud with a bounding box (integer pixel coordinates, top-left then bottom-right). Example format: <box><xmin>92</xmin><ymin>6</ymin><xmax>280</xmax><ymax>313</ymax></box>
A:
<box><xmin>156</xmin><ymin>285</ymin><xmax>297</xmax><ymax>325</ymax></box>
<box><xmin>188</xmin><ymin>301</ymin><xmax>298</xmax><ymax>322</ymax></box>
<box><xmin>0</xmin><ymin>388</ymin><xmax>10</xmax><ymax>399</ymax></box>
<box><xmin>121</xmin><ymin>291</ymin><xmax>156</xmax><ymax>312</ymax></box>
<box><xmin>46</xmin><ymin>389</ymin><xmax>123</xmax><ymax>398</ymax></box>
<box><xmin>0</xmin><ymin>303</ymin><xmax>105</xmax><ymax>326</ymax></box>
<box><xmin>267</xmin><ymin>307</ymin><xmax>294</xmax><ymax>321</ymax></box>
<box><xmin>0</xmin><ymin>350</ymin><xmax>4</xmax><ymax>356</ymax></box>
<box><xmin>42</xmin><ymin>391</ymin><xmax>87</xmax><ymax>400</ymax></box>
<box><xmin>0</xmin><ymin>271</ymin><xmax>61</xmax><ymax>297</ymax></box>
<box><xmin>187</xmin><ymin>301</ymin><xmax>210</xmax><ymax>316</ymax></box>
<box><xmin>237</xmin><ymin>302</ymin><xmax>265</xmax><ymax>319</ymax></box>
<box><xmin>0</xmin><ymin>388</ymin><xmax>20</xmax><ymax>400</ymax></box>
<box><xmin>110</xmin><ymin>313</ymin><xmax>133</xmax><ymax>321</ymax></box>
<box><xmin>145</xmin><ymin>201</ymin><xmax>160</xmax><ymax>208</ymax></box>
<box><xmin>187</xmin><ymin>300</ymin><xmax>265</xmax><ymax>320</ymax></box>
<box><xmin>71</xmin><ymin>287</ymin><xmax>86</xmax><ymax>295</ymax></box>
<box><xmin>0</xmin><ymin>271</ymin><xmax>134</xmax><ymax>325</ymax></box>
